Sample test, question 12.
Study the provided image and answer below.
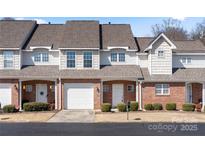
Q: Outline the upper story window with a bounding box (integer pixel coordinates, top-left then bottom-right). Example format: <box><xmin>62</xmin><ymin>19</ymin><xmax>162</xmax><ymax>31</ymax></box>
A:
<box><xmin>155</xmin><ymin>84</ymin><xmax>170</xmax><ymax>95</ymax></box>
<box><xmin>3</xmin><ymin>51</ymin><xmax>14</xmax><ymax>68</ymax></box>
<box><xmin>158</xmin><ymin>50</ymin><xmax>164</xmax><ymax>57</ymax></box>
<box><xmin>84</xmin><ymin>52</ymin><xmax>92</xmax><ymax>68</ymax></box>
<box><xmin>34</xmin><ymin>52</ymin><xmax>49</xmax><ymax>62</ymax></box>
<box><xmin>67</xmin><ymin>52</ymin><xmax>76</xmax><ymax>68</ymax></box>
<box><xmin>119</xmin><ymin>53</ymin><xmax>125</xmax><ymax>62</ymax></box>
<box><xmin>181</xmin><ymin>57</ymin><xmax>192</xmax><ymax>64</ymax></box>
<box><xmin>111</xmin><ymin>52</ymin><xmax>126</xmax><ymax>62</ymax></box>
<box><xmin>111</xmin><ymin>53</ymin><xmax>117</xmax><ymax>62</ymax></box>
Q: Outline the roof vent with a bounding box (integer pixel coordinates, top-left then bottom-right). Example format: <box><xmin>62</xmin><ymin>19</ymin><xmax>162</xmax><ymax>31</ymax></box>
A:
<box><xmin>48</xmin><ymin>22</ymin><xmax>51</xmax><ymax>24</ymax></box>
<box><xmin>108</xmin><ymin>22</ymin><xmax>111</xmax><ymax>24</ymax></box>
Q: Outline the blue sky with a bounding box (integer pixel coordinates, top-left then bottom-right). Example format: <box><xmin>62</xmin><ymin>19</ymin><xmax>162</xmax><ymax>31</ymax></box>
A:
<box><xmin>13</xmin><ymin>17</ymin><xmax>205</xmax><ymax>37</ymax></box>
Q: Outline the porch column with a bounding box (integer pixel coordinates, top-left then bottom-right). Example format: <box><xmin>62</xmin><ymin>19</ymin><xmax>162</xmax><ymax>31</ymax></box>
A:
<box><xmin>100</xmin><ymin>80</ymin><xmax>103</xmax><ymax>104</ymax></box>
<box><xmin>59</xmin><ymin>78</ymin><xmax>62</xmax><ymax>110</ymax></box>
<box><xmin>139</xmin><ymin>81</ymin><xmax>142</xmax><ymax>110</ymax></box>
<box><xmin>136</xmin><ymin>80</ymin><xmax>138</xmax><ymax>102</ymax></box>
<box><xmin>202</xmin><ymin>82</ymin><xmax>205</xmax><ymax>112</ymax></box>
<box><xmin>19</xmin><ymin>80</ymin><xmax>22</xmax><ymax>111</ymax></box>
<box><xmin>54</xmin><ymin>80</ymin><xmax>57</xmax><ymax>110</ymax></box>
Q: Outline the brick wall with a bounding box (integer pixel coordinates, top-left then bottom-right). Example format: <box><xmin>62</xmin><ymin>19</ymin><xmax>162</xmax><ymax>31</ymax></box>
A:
<box><xmin>103</xmin><ymin>80</ymin><xmax>136</xmax><ymax>105</ymax></box>
<box><xmin>61</xmin><ymin>79</ymin><xmax>101</xmax><ymax>109</ymax></box>
<box><xmin>22</xmin><ymin>80</ymin><xmax>55</xmax><ymax>104</ymax></box>
<box><xmin>142</xmin><ymin>82</ymin><xmax>185</xmax><ymax>109</ymax></box>
<box><xmin>0</xmin><ymin>79</ymin><xmax>19</xmax><ymax>108</ymax></box>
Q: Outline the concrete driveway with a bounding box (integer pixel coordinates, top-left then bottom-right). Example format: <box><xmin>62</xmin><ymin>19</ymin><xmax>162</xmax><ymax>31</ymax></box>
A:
<box><xmin>48</xmin><ymin>110</ymin><xmax>94</xmax><ymax>122</ymax></box>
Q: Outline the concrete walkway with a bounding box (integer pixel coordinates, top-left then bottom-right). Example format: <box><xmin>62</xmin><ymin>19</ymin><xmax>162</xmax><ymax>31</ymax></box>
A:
<box><xmin>48</xmin><ymin>110</ymin><xmax>94</xmax><ymax>122</ymax></box>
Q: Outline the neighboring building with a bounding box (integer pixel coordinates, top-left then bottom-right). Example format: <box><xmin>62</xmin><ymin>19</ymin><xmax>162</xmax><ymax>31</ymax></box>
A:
<box><xmin>0</xmin><ymin>20</ymin><xmax>205</xmax><ymax>111</ymax></box>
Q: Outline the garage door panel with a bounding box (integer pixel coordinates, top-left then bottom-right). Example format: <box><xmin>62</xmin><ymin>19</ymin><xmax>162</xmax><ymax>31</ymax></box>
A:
<box><xmin>0</xmin><ymin>84</ymin><xmax>12</xmax><ymax>107</ymax></box>
<box><xmin>64</xmin><ymin>83</ymin><xmax>94</xmax><ymax>109</ymax></box>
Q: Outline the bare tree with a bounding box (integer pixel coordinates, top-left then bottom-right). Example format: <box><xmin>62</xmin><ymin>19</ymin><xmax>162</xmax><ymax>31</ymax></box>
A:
<box><xmin>152</xmin><ymin>18</ymin><xmax>189</xmax><ymax>40</ymax></box>
<box><xmin>191</xmin><ymin>19</ymin><xmax>205</xmax><ymax>44</ymax></box>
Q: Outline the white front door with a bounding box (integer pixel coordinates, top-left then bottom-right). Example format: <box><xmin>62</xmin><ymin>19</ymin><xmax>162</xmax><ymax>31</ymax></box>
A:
<box><xmin>112</xmin><ymin>84</ymin><xmax>124</xmax><ymax>107</ymax></box>
<box><xmin>36</xmin><ymin>84</ymin><xmax>47</xmax><ymax>103</ymax></box>
<box><xmin>64</xmin><ymin>83</ymin><xmax>94</xmax><ymax>109</ymax></box>
<box><xmin>0</xmin><ymin>84</ymin><xmax>12</xmax><ymax>107</ymax></box>
<box><xmin>187</xmin><ymin>84</ymin><xmax>192</xmax><ymax>103</ymax></box>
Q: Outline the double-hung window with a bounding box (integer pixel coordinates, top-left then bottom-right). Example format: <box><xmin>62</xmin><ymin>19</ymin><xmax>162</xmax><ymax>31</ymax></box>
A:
<box><xmin>181</xmin><ymin>57</ymin><xmax>192</xmax><ymax>64</ymax></box>
<box><xmin>111</xmin><ymin>53</ymin><xmax>117</xmax><ymax>62</ymax></box>
<box><xmin>67</xmin><ymin>52</ymin><xmax>76</xmax><ymax>68</ymax></box>
<box><xmin>119</xmin><ymin>53</ymin><xmax>125</xmax><ymax>62</ymax></box>
<box><xmin>34</xmin><ymin>52</ymin><xmax>49</xmax><ymax>62</ymax></box>
<box><xmin>155</xmin><ymin>84</ymin><xmax>170</xmax><ymax>95</ymax></box>
<box><xmin>84</xmin><ymin>52</ymin><xmax>92</xmax><ymax>68</ymax></box>
<box><xmin>158</xmin><ymin>50</ymin><xmax>164</xmax><ymax>57</ymax></box>
<box><xmin>3</xmin><ymin>51</ymin><xmax>14</xmax><ymax>68</ymax></box>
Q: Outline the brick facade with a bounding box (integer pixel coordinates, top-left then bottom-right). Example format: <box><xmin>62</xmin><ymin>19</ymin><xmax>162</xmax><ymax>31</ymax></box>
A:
<box><xmin>61</xmin><ymin>79</ymin><xmax>101</xmax><ymax>109</ymax></box>
<box><xmin>22</xmin><ymin>80</ymin><xmax>55</xmax><ymax>105</ymax></box>
<box><xmin>192</xmin><ymin>83</ymin><xmax>202</xmax><ymax>104</ymax></box>
<box><xmin>142</xmin><ymin>82</ymin><xmax>185</xmax><ymax>109</ymax></box>
<box><xmin>0</xmin><ymin>79</ymin><xmax>19</xmax><ymax>108</ymax></box>
<box><xmin>103</xmin><ymin>80</ymin><xmax>136</xmax><ymax>105</ymax></box>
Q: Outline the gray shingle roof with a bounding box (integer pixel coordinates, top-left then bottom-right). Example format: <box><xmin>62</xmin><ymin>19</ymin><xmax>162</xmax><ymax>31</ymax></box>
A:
<box><xmin>101</xmin><ymin>24</ymin><xmax>137</xmax><ymax>50</ymax></box>
<box><xmin>25</xmin><ymin>24</ymin><xmax>64</xmax><ymax>50</ymax></box>
<box><xmin>141</xmin><ymin>68</ymin><xmax>205</xmax><ymax>82</ymax></box>
<box><xmin>0</xmin><ymin>20</ymin><xmax>36</xmax><ymax>48</ymax></box>
<box><xmin>0</xmin><ymin>65</ymin><xmax>142</xmax><ymax>79</ymax></box>
<box><xmin>136</xmin><ymin>37</ymin><xmax>153</xmax><ymax>52</ymax></box>
<box><xmin>59</xmin><ymin>21</ymin><xmax>100</xmax><ymax>49</ymax></box>
<box><xmin>60</xmin><ymin>65</ymin><xmax>142</xmax><ymax>79</ymax></box>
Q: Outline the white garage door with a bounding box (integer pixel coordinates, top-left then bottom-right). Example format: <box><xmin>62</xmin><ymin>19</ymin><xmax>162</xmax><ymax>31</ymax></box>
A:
<box><xmin>64</xmin><ymin>83</ymin><xmax>94</xmax><ymax>109</ymax></box>
<box><xmin>0</xmin><ymin>84</ymin><xmax>12</xmax><ymax>107</ymax></box>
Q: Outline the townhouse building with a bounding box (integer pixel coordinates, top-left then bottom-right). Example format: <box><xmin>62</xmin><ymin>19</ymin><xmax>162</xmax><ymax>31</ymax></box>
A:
<box><xmin>0</xmin><ymin>20</ymin><xmax>205</xmax><ymax>111</ymax></box>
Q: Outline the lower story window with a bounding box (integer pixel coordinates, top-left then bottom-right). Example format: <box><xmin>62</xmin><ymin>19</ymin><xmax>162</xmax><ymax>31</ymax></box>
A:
<box><xmin>103</xmin><ymin>85</ymin><xmax>110</xmax><ymax>92</ymax></box>
<box><xmin>155</xmin><ymin>84</ymin><xmax>170</xmax><ymax>95</ymax></box>
<box><xmin>26</xmin><ymin>85</ymin><xmax>32</xmax><ymax>92</ymax></box>
<box><xmin>127</xmin><ymin>84</ymin><xmax>134</xmax><ymax>92</ymax></box>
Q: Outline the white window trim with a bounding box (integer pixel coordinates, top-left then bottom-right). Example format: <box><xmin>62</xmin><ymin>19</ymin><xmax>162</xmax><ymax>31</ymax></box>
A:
<box><xmin>3</xmin><ymin>51</ymin><xmax>14</xmax><ymax>69</ymax></box>
<box><xmin>83</xmin><ymin>51</ymin><xmax>93</xmax><ymax>68</ymax></box>
<box><xmin>110</xmin><ymin>51</ymin><xmax>126</xmax><ymax>63</ymax></box>
<box><xmin>33</xmin><ymin>52</ymin><xmax>49</xmax><ymax>63</ymax></box>
<box><xmin>181</xmin><ymin>57</ymin><xmax>192</xmax><ymax>64</ymax></box>
<box><xmin>66</xmin><ymin>51</ymin><xmax>76</xmax><ymax>69</ymax></box>
<box><xmin>127</xmin><ymin>84</ymin><xmax>135</xmax><ymax>92</ymax></box>
<box><xmin>157</xmin><ymin>50</ymin><xmax>165</xmax><ymax>58</ymax></box>
<box><xmin>155</xmin><ymin>84</ymin><xmax>170</xmax><ymax>96</ymax></box>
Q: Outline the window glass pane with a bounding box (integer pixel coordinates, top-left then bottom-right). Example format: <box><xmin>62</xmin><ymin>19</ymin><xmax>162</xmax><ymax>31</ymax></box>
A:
<box><xmin>26</xmin><ymin>85</ymin><xmax>32</xmax><ymax>92</ymax></box>
<box><xmin>111</xmin><ymin>53</ymin><xmax>117</xmax><ymax>62</ymax></box>
<box><xmin>42</xmin><ymin>53</ymin><xmax>49</xmax><ymax>62</ymax></box>
<box><xmin>182</xmin><ymin>58</ymin><xmax>186</xmax><ymax>63</ymax></box>
<box><xmin>119</xmin><ymin>53</ymin><xmax>125</xmax><ymax>62</ymax></box>
<box><xmin>3</xmin><ymin>51</ymin><xmax>13</xmax><ymax>68</ymax></box>
<box><xmin>103</xmin><ymin>85</ymin><xmax>110</xmax><ymax>92</ymax></box>
<box><xmin>187</xmin><ymin>58</ymin><xmax>191</xmax><ymax>64</ymax></box>
<box><xmin>127</xmin><ymin>85</ymin><xmax>134</xmax><ymax>92</ymax></box>
<box><xmin>67</xmin><ymin>52</ymin><xmax>75</xmax><ymax>68</ymax></box>
<box><xmin>155</xmin><ymin>84</ymin><xmax>162</xmax><ymax>95</ymax></box>
<box><xmin>84</xmin><ymin>52</ymin><xmax>92</xmax><ymax>68</ymax></box>
<box><xmin>158</xmin><ymin>51</ymin><xmax>164</xmax><ymax>57</ymax></box>
<box><xmin>34</xmin><ymin>53</ymin><xmax>41</xmax><ymax>62</ymax></box>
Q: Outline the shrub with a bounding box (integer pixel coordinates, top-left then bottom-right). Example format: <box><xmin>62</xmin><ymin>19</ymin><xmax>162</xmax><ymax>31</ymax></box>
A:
<box><xmin>130</xmin><ymin>101</ymin><xmax>138</xmax><ymax>111</ymax></box>
<box><xmin>23</xmin><ymin>102</ymin><xmax>49</xmax><ymax>111</ymax></box>
<box><xmin>3</xmin><ymin>105</ymin><xmax>17</xmax><ymax>113</ymax></box>
<box><xmin>153</xmin><ymin>103</ymin><xmax>163</xmax><ymax>110</ymax></box>
<box><xmin>117</xmin><ymin>103</ymin><xmax>126</xmax><ymax>112</ymax></box>
<box><xmin>144</xmin><ymin>104</ymin><xmax>154</xmax><ymax>110</ymax></box>
<box><xmin>182</xmin><ymin>104</ymin><xmax>195</xmax><ymax>111</ymax></box>
<box><xmin>166</xmin><ymin>103</ymin><xmax>176</xmax><ymax>110</ymax></box>
<box><xmin>101</xmin><ymin>103</ymin><xmax>112</xmax><ymax>112</ymax></box>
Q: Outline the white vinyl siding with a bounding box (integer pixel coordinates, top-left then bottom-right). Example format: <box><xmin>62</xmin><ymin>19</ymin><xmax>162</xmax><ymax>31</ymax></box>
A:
<box><xmin>137</xmin><ymin>55</ymin><xmax>148</xmax><ymax>67</ymax></box>
<box><xmin>150</xmin><ymin>38</ymin><xmax>172</xmax><ymax>74</ymax></box>
<box><xmin>60</xmin><ymin>50</ymin><xmax>99</xmax><ymax>69</ymax></box>
<box><xmin>0</xmin><ymin>50</ymin><xmax>20</xmax><ymax>69</ymax></box>
<box><xmin>22</xmin><ymin>51</ymin><xmax>59</xmax><ymax>66</ymax></box>
<box><xmin>173</xmin><ymin>55</ymin><xmax>205</xmax><ymax>68</ymax></box>
<box><xmin>100</xmin><ymin>51</ymin><xmax>137</xmax><ymax>65</ymax></box>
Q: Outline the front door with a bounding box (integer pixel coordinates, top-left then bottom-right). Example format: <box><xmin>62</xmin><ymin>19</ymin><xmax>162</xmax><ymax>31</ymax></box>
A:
<box><xmin>112</xmin><ymin>84</ymin><xmax>124</xmax><ymax>107</ymax></box>
<box><xmin>36</xmin><ymin>84</ymin><xmax>47</xmax><ymax>103</ymax></box>
<box><xmin>187</xmin><ymin>84</ymin><xmax>192</xmax><ymax>103</ymax></box>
